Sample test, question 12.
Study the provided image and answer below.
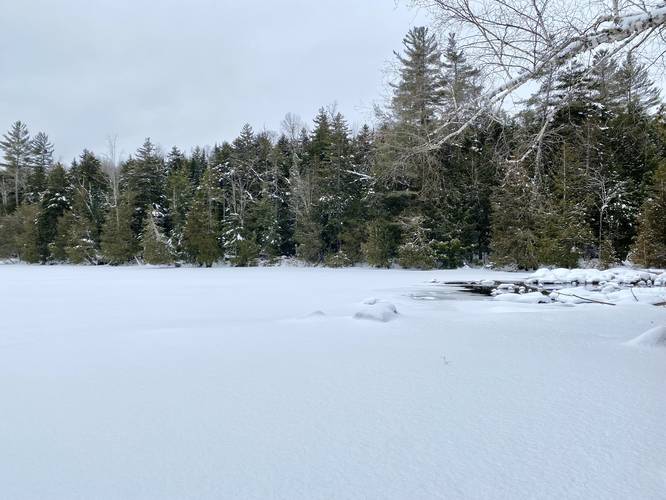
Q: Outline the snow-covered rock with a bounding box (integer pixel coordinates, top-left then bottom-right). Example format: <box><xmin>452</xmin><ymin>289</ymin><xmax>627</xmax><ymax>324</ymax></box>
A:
<box><xmin>654</xmin><ymin>272</ymin><xmax>666</xmax><ymax>286</ymax></box>
<box><xmin>527</xmin><ymin>267</ymin><xmax>661</xmax><ymax>286</ymax></box>
<box><xmin>625</xmin><ymin>325</ymin><xmax>666</xmax><ymax>348</ymax></box>
<box><xmin>353</xmin><ymin>301</ymin><xmax>398</xmax><ymax>322</ymax></box>
<box><xmin>492</xmin><ymin>283</ymin><xmax>517</xmax><ymax>295</ymax></box>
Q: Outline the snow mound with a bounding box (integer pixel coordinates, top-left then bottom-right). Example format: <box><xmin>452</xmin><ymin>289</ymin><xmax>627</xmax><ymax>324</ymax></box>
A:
<box><xmin>625</xmin><ymin>325</ymin><xmax>666</xmax><ymax>348</ymax></box>
<box><xmin>548</xmin><ymin>286</ymin><xmax>666</xmax><ymax>306</ymax></box>
<box><xmin>527</xmin><ymin>267</ymin><xmax>660</xmax><ymax>285</ymax></box>
<box><xmin>353</xmin><ymin>301</ymin><xmax>398</xmax><ymax>322</ymax></box>
<box><xmin>304</xmin><ymin>310</ymin><xmax>327</xmax><ymax>318</ymax></box>
<box><xmin>654</xmin><ymin>272</ymin><xmax>666</xmax><ymax>286</ymax></box>
<box><xmin>493</xmin><ymin>292</ymin><xmax>552</xmax><ymax>304</ymax></box>
<box><xmin>492</xmin><ymin>283</ymin><xmax>518</xmax><ymax>295</ymax></box>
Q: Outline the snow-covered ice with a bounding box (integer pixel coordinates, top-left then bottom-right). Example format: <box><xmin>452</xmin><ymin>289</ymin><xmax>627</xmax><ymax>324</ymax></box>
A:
<box><xmin>1</xmin><ymin>265</ymin><xmax>665</xmax><ymax>500</ymax></box>
<box><xmin>493</xmin><ymin>291</ymin><xmax>552</xmax><ymax>304</ymax></box>
<box><xmin>625</xmin><ymin>325</ymin><xmax>666</xmax><ymax>348</ymax></box>
<box><xmin>353</xmin><ymin>300</ymin><xmax>399</xmax><ymax>322</ymax></box>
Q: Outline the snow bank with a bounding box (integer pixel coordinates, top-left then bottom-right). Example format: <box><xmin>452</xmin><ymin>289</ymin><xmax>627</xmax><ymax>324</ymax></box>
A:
<box><xmin>493</xmin><ymin>291</ymin><xmax>552</xmax><ymax>304</ymax></box>
<box><xmin>625</xmin><ymin>325</ymin><xmax>666</xmax><ymax>348</ymax></box>
<box><xmin>527</xmin><ymin>267</ymin><xmax>660</xmax><ymax>285</ymax></box>
<box><xmin>353</xmin><ymin>301</ymin><xmax>399</xmax><ymax>322</ymax></box>
<box><xmin>654</xmin><ymin>272</ymin><xmax>666</xmax><ymax>286</ymax></box>
<box><xmin>549</xmin><ymin>286</ymin><xmax>666</xmax><ymax>306</ymax></box>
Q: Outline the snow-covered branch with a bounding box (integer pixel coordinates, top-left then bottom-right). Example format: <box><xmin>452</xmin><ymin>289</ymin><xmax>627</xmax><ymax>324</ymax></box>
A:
<box><xmin>414</xmin><ymin>0</ymin><xmax>666</xmax><ymax>150</ymax></box>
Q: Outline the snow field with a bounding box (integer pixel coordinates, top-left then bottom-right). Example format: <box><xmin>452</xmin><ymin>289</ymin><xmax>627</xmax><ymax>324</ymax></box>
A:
<box><xmin>0</xmin><ymin>265</ymin><xmax>665</xmax><ymax>500</ymax></box>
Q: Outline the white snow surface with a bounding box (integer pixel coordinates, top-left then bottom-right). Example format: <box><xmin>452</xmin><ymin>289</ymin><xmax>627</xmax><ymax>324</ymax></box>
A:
<box><xmin>549</xmin><ymin>285</ymin><xmax>666</xmax><ymax>305</ymax></box>
<box><xmin>493</xmin><ymin>291</ymin><xmax>552</xmax><ymax>304</ymax></box>
<box><xmin>1</xmin><ymin>266</ymin><xmax>665</xmax><ymax>500</ymax></box>
<box><xmin>625</xmin><ymin>325</ymin><xmax>666</xmax><ymax>348</ymax></box>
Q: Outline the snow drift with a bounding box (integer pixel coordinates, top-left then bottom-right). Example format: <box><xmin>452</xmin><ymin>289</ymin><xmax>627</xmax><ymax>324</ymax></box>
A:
<box><xmin>353</xmin><ymin>300</ymin><xmax>399</xmax><ymax>322</ymax></box>
<box><xmin>625</xmin><ymin>325</ymin><xmax>666</xmax><ymax>348</ymax></box>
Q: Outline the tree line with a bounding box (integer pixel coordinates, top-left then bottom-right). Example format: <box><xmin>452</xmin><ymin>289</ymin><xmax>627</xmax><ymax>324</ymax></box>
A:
<box><xmin>1</xmin><ymin>27</ymin><xmax>665</xmax><ymax>269</ymax></box>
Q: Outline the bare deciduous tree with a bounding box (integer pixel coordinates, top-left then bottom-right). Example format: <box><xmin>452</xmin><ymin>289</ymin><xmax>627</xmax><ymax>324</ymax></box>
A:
<box><xmin>411</xmin><ymin>0</ymin><xmax>666</xmax><ymax>149</ymax></box>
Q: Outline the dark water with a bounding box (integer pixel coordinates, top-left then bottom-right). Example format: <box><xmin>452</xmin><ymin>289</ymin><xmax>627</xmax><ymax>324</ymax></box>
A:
<box><xmin>408</xmin><ymin>285</ymin><xmax>490</xmax><ymax>301</ymax></box>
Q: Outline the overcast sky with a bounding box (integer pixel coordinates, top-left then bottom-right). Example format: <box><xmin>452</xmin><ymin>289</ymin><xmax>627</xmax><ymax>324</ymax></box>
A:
<box><xmin>1</xmin><ymin>0</ymin><xmax>427</xmax><ymax>163</ymax></box>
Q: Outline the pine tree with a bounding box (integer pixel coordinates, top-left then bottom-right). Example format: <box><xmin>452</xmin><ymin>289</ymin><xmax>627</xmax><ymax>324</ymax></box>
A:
<box><xmin>165</xmin><ymin>146</ymin><xmax>193</xmax><ymax>256</ymax></box>
<box><xmin>288</xmin><ymin>129</ymin><xmax>322</xmax><ymax>263</ymax></box>
<box><xmin>319</xmin><ymin>111</ymin><xmax>354</xmax><ymax>256</ymax></box>
<box><xmin>272</xmin><ymin>135</ymin><xmax>296</xmax><ymax>257</ymax></box>
<box><xmin>616</xmin><ymin>53</ymin><xmax>661</xmax><ymax>115</ymax></box>
<box><xmin>120</xmin><ymin>138</ymin><xmax>167</xmax><ymax>237</ymax></box>
<box><xmin>363</xmin><ymin>219</ymin><xmax>398</xmax><ymax>268</ymax></box>
<box><xmin>391</xmin><ymin>27</ymin><xmax>445</xmax><ymax>128</ymax></box>
<box><xmin>631</xmin><ymin>162</ymin><xmax>666</xmax><ymax>267</ymax></box>
<box><xmin>490</xmin><ymin>163</ymin><xmax>540</xmax><ymax>269</ymax></box>
<box><xmin>37</xmin><ymin>163</ymin><xmax>70</xmax><ymax>261</ymax></box>
<box><xmin>68</xmin><ymin>150</ymin><xmax>109</xmax><ymax>247</ymax></box>
<box><xmin>378</xmin><ymin>27</ymin><xmax>446</xmax><ymax>196</ymax></box>
<box><xmin>25</xmin><ymin>132</ymin><xmax>54</xmax><ymax>203</ymax></box>
<box><xmin>101</xmin><ymin>192</ymin><xmax>138</xmax><ymax>264</ymax></box>
<box><xmin>183</xmin><ymin>168</ymin><xmax>221</xmax><ymax>267</ymax></box>
<box><xmin>338</xmin><ymin>124</ymin><xmax>374</xmax><ymax>262</ymax></box>
<box><xmin>0</xmin><ymin>121</ymin><xmax>32</xmax><ymax>209</ymax></box>
<box><xmin>189</xmin><ymin>146</ymin><xmax>208</xmax><ymax>186</ymax></box>
<box><xmin>142</xmin><ymin>210</ymin><xmax>174</xmax><ymax>265</ymax></box>
<box><xmin>0</xmin><ymin>204</ymin><xmax>40</xmax><ymax>262</ymax></box>
<box><xmin>60</xmin><ymin>211</ymin><xmax>99</xmax><ymax>264</ymax></box>
<box><xmin>397</xmin><ymin>215</ymin><xmax>436</xmax><ymax>269</ymax></box>
<box><xmin>441</xmin><ymin>33</ymin><xmax>481</xmax><ymax>122</ymax></box>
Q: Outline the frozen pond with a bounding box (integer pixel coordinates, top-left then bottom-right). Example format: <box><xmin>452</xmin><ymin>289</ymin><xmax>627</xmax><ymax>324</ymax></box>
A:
<box><xmin>1</xmin><ymin>265</ymin><xmax>664</xmax><ymax>500</ymax></box>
